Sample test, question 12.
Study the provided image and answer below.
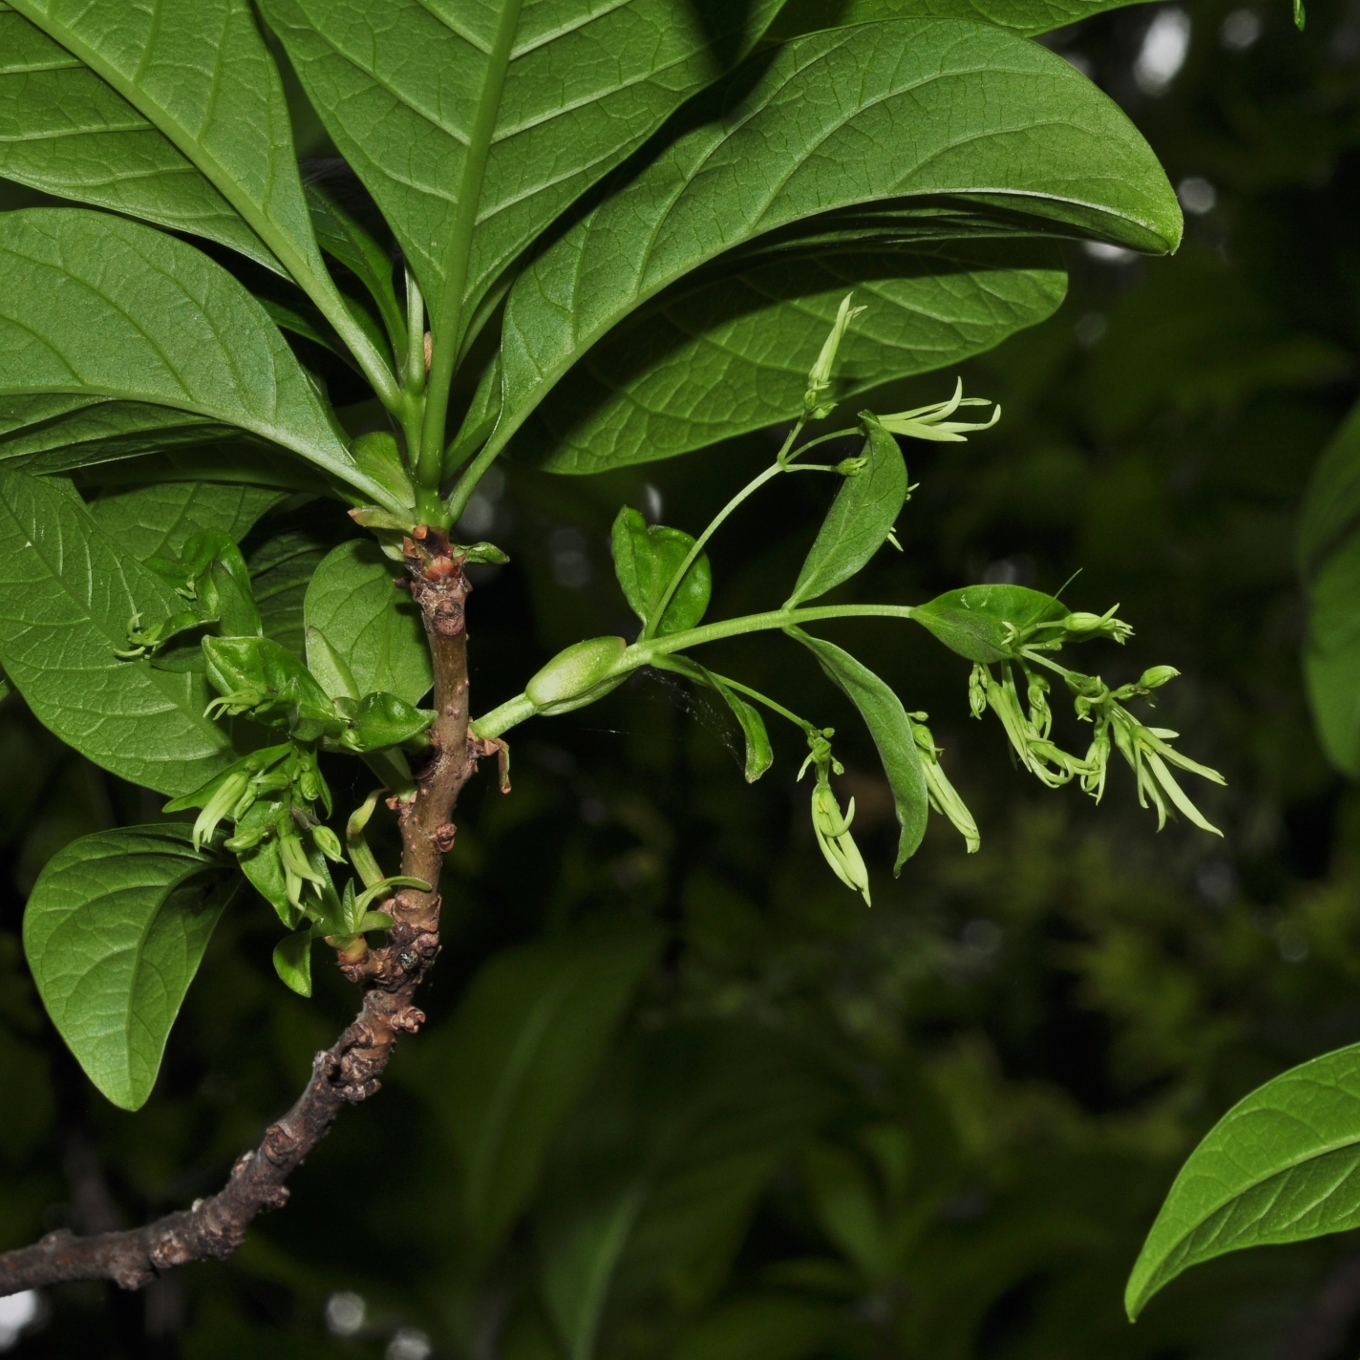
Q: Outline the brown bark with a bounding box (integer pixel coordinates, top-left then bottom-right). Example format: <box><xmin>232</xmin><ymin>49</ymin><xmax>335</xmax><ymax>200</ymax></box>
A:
<box><xmin>0</xmin><ymin>534</ymin><xmax>482</xmax><ymax>1297</ymax></box>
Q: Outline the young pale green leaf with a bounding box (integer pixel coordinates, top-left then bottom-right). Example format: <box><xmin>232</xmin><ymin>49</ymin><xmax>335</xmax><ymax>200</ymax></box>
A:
<box><xmin>786</xmin><ymin>424</ymin><xmax>907</xmax><ymax>607</ymax></box>
<box><xmin>1126</xmin><ymin>1041</ymin><xmax>1360</xmax><ymax>1319</ymax></box>
<box><xmin>396</xmin><ymin>926</ymin><xmax>664</xmax><ymax>1260</ymax></box>
<box><xmin>790</xmin><ymin>631</ymin><xmax>929</xmax><ymax>871</ymax></box>
<box><xmin>0</xmin><ymin>468</ymin><xmax>238</xmax><ymax>796</ymax></box>
<box><xmin>765</xmin><ymin>0</ymin><xmax>1157</xmax><ymax>41</ymax></box>
<box><xmin>23</xmin><ymin>825</ymin><xmax>237</xmax><ymax>1110</ymax></box>
<box><xmin>911</xmin><ymin>584</ymin><xmax>1068</xmax><ymax>664</ymax></box>
<box><xmin>610</xmin><ymin>508</ymin><xmax>711</xmax><ymax>637</ymax></box>
<box><xmin>339</xmin><ymin>691</ymin><xmax>433</xmax><ymax>753</ymax></box>
<box><xmin>88</xmin><ymin>483</ymin><xmax>283</xmax><ymax>563</ymax></box>
<box><xmin>515</xmin><ymin>246</ymin><xmax>1064</xmax><ymax>474</ymax></box>
<box><xmin>303</xmin><ymin>540</ymin><xmax>432</xmax><ymax>705</ymax></box>
<box><xmin>250</xmin><ymin>529</ymin><xmax>334</xmax><ymax>661</ymax></box>
<box><xmin>495</xmin><ymin>19</ymin><xmax>1181</xmax><ymax>456</ymax></box>
<box><xmin>260</xmin><ymin>0</ymin><xmax>782</xmax><ymax>361</ymax></box>
<box><xmin>0</xmin><ymin>209</ymin><xmax>398</xmax><ymax>508</ymax></box>
<box><xmin>655</xmin><ymin>656</ymin><xmax>773</xmax><ymax>783</ymax></box>
<box><xmin>6</xmin><ymin>0</ymin><xmax>340</xmax><ymax>306</ymax></box>
<box><xmin>272</xmin><ymin>929</ymin><xmax>314</xmax><ymax>998</ymax></box>
<box><xmin>0</xmin><ymin>3</ymin><xmax>280</xmax><ymax>271</ymax></box>
<box><xmin>203</xmin><ymin>634</ymin><xmax>342</xmax><ymax>739</ymax></box>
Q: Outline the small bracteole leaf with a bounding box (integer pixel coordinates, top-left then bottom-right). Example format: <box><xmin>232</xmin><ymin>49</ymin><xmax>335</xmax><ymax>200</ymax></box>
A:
<box><xmin>611</xmin><ymin>508</ymin><xmax>712</xmax><ymax>636</ymax></box>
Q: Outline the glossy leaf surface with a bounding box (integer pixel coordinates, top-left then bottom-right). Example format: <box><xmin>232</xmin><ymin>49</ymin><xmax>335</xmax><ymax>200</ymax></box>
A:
<box><xmin>766</xmin><ymin>0</ymin><xmax>1157</xmax><ymax>41</ymax></box>
<box><xmin>0</xmin><ymin>210</ymin><xmax>392</xmax><ymax>505</ymax></box>
<box><xmin>610</xmin><ymin>508</ymin><xmax>711</xmax><ymax>637</ymax></box>
<box><xmin>0</xmin><ymin>2</ymin><xmax>279</xmax><ymax>270</ymax></box>
<box><xmin>261</xmin><ymin>0</ymin><xmax>781</xmax><ymax>349</ymax></box>
<box><xmin>516</xmin><ymin>247</ymin><xmax>1064</xmax><ymax>474</ymax></box>
<box><xmin>304</xmin><ymin>540</ymin><xmax>432</xmax><ymax>704</ymax></box>
<box><xmin>787</xmin><ymin>423</ymin><xmax>907</xmax><ymax>606</ymax></box>
<box><xmin>1127</xmin><ymin>1041</ymin><xmax>1360</xmax><ymax>1319</ymax></box>
<box><xmin>497</xmin><ymin>18</ymin><xmax>1180</xmax><ymax>457</ymax></box>
<box><xmin>0</xmin><ymin>468</ymin><xmax>237</xmax><ymax>795</ymax></box>
<box><xmin>23</xmin><ymin>825</ymin><xmax>236</xmax><ymax>1110</ymax></box>
<box><xmin>88</xmin><ymin>483</ymin><xmax>283</xmax><ymax>563</ymax></box>
<box><xmin>791</xmin><ymin>630</ymin><xmax>929</xmax><ymax>871</ymax></box>
<box><xmin>7</xmin><ymin>0</ymin><xmax>326</xmax><ymax>288</ymax></box>
<box><xmin>911</xmin><ymin>584</ymin><xmax>1068</xmax><ymax>664</ymax></box>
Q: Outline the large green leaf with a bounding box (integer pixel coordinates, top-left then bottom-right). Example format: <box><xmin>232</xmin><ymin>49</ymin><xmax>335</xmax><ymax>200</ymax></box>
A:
<box><xmin>399</xmin><ymin>926</ymin><xmax>662</xmax><ymax>1259</ymax></box>
<box><xmin>23</xmin><ymin>824</ymin><xmax>237</xmax><ymax>1111</ymax></box>
<box><xmin>786</xmin><ymin>422</ymin><xmax>907</xmax><ymax>607</ymax></box>
<box><xmin>260</xmin><ymin>0</ymin><xmax>783</xmax><ymax>364</ymax></box>
<box><xmin>249</xmin><ymin>529</ymin><xmax>333</xmax><ymax>661</ymax></box>
<box><xmin>0</xmin><ymin>2</ymin><xmax>279</xmax><ymax>270</ymax></box>
<box><xmin>5</xmin><ymin>0</ymin><xmax>340</xmax><ymax>308</ymax></box>
<box><xmin>303</xmin><ymin>539</ymin><xmax>432</xmax><ymax>704</ymax></box>
<box><xmin>88</xmin><ymin>483</ymin><xmax>283</xmax><ymax>562</ymax></box>
<box><xmin>495</xmin><ymin>19</ymin><xmax>1180</xmax><ymax>460</ymax></box>
<box><xmin>0</xmin><ymin>400</ymin><xmax>236</xmax><ymax>476</ymax></box>
<box><xmin>1299</xmin><ymin>399</ymin><xmax>1360</xmax><ymax>775</ymax></box>
<box><xmin>512</xmin><ymin>247</ymin><xmax>1064</xmax><ymax>473</ymax></box>
<box><xmin>789</xmin><ymin>630</ymin><xmax>929</xmax><ymax>871</ymax></box>
<box><xmin>0</xmin><ymin>467</ymin><xmax>238</xmax><ymax>795</ymax></box>
<box><xmin>1126</xmin><ymin>1041</ymin><xmax>1360</xmax><ymax>1319</ymax></box>
<box><xmin>0</xmin><ymin>209</ymin><xmax>396</xmax><ymax>505</ymax></box>
<box><xmin>766</xmin><ymin>0</ymin><xmax>1157</xmax><ymax>42</ymax></box>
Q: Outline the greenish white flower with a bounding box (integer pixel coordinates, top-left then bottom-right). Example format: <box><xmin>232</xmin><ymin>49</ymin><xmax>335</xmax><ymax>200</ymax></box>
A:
<box><xmin>911</xmin><ymin>716</ymin><xmax>980</xmax><ymax>853</ymax></box>
<box><xmin>872</xmin><ymin>379</ymin><xmax>1000</xmax><ymax>442</ymax></box>
<box><xmin>805</xmin><ymin>294</ymin><xmax>867</xmax><ymax>419</ymax></box>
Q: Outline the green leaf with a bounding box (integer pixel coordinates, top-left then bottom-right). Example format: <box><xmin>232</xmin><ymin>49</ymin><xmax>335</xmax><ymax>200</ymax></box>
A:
<box><xmin>260</xmin><ymin>0</ymin><xmax>782</xmax><ymax>359</ymax></box>
<box><xmin>272</xmin><ymin>929</ymin><xmax>313</xmax><ymax>998</ymax></box>
<box><xmin>786</xmin><ymin>423</ymin><xmax>907</xmax><ymax>607</ymax></box>
<box><xmin>0</xmin><ymin>2</ymin><xmax>281</xmax><ymax>271</ymax></box>
<box><xmin>399</xmin><ymin>926</ymin><xmax>663</xmax><ymax>1259</ymax></box>
<box><xmin>789</xmin><ymin>630</ymin><xmax>929</xmax><ymax>871</ymax></box>
<box><xmin>303</xmin><ymin>539</ymin><xmax>432</xmax><ymax>704</ymax></box>
<box><xmin>495</xmin><ymin>19</ymin><xmax>1181</xmax><ymax>456</ymax></box>
<box><xmin>305</xmin><ymin>180</ymin><xmax>405</xmax><ymax>355</ymax></box>
<box><xmin>250</xmin><ymin>529</ymin><xmax>333</xmax><ymax>660</ymax></box>
<box><xmin>338</xmin><ymin>690</ymin><xmax>432</xmax><ymax>753</ymax></box>
<box><xmin>0</xmin><ymin>467</ymin><xmax>238</xmax><ymax>795</ymax></box>
<box><xmin>515</xmin><ymin>246</ymin><xmax>1064</xmax><ymax>474</ymax></box>
<box><xmin>1126</xmin><ymin>1040</ymin><xmax>1360</xmax><ymax>1319</ymax></box>
<box><xmin>0</xmin><ymin>209</ymin><xmax>397</xmax><ymax>507</ymax></box>
<box><xmin>765</xmin><ymin>0</ymin><xmax>1158</xmax><ymax>42</ymax></box>
<box><xmin>910</xmin><ymin>584</ymin><xmax>1068</xmax><ymax>664</ymax></box>
<box><xmin>87</xmin><ymin>483</ymin><xmax>283</xmax><ymax>563</ymax></box>
<box><xmin>610</xmin><ymin>508</ymin><xmax>711</xmax><ymax>637</ymax></box>
<box><xmin>202</xmin><ymin>634</ymin><xmax>341</xmax><ymax>739</ymax></box>
<box><xmin>6</xmin><ymin>0</ymin><xmax>346</xmax><ymax>315</ymax></box>
<box><xmin>23</xmin><ymin>825</ymin><xmax>237</xmax><ymax>1110</ymax></box>
<box><xmin>654</xmin><ymin>656</ymin><xmax>773</xmax><ymax>783</ymax></box>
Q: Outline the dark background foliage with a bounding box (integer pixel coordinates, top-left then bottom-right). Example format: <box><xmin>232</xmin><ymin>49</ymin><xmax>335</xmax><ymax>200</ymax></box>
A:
<box><xmin>4</xmin><ymin>0</ymin><xmax>1360</xmax><ymax>1355</ymax></box>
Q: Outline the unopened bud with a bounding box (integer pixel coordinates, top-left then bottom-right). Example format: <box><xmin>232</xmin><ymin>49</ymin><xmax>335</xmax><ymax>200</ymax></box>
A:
<box><xmin>835</xmin><ymin>457</ymin><xmax>867</xmax><ymax>476</ymax></box>
<box><xmin>311</xmin><ymin>825</ymin><xmax>344</xmax><ymax>863</ymax></box>
<box><xmin>1139</xmin><ymin>665</ymin><xmax>1180</xmax><ymax>690</ymax></box>
<box><xmin>968</xmin><ymin>664</ymin><xmax>988</xmax><ymax>720</ymax></box>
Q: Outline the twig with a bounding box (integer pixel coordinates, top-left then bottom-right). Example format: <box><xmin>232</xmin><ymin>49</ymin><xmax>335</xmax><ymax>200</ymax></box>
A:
<box><xmin>0</xmin><ymin>533</ymin><xmax>482</xmax><ymax>1296</ymax></box>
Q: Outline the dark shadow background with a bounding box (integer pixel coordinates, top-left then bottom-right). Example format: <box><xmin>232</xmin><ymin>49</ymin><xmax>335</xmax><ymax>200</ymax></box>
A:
<box><xmin>4</xmin><ymin>1</ymin><xmax>1360</xmax><ymax>1356</ymax></box>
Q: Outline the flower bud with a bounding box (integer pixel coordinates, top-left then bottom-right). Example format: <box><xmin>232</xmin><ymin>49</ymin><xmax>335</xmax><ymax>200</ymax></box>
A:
<box><xmin>311</xmin><ymin>825</ymin><xmax>345</xmax><ymax>863</ymax></box>
<box><xmin>835</xmin><ymin>457</ymin><xmax>867</xmax><ymax>477</ymax></box>
<box><xmin>968</xmin><ymin>664</ymin><xmax>988</xmax><ymax>720</ymax></box>
<box><xmin>526</xmin><ymin>636</ymin><xmax>629</xmax><ymax>716</ymax></box>
<box><xmin>1138</xmin><ymin>665</ymin><xmax>1180</xmax><ymax>690</ymax></box>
